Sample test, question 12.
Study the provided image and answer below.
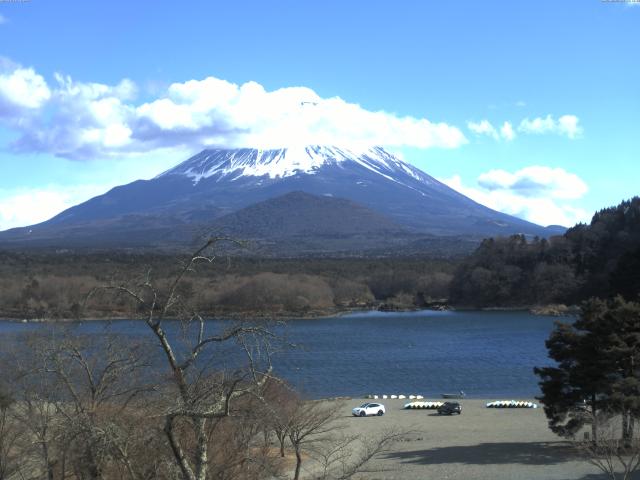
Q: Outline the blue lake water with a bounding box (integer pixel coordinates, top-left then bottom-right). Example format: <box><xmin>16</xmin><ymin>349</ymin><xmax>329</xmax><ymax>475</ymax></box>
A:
<box><xmin>0</xmin><ymin>310</ymin><xmax>565</xmax><ymax>399</ymax></box>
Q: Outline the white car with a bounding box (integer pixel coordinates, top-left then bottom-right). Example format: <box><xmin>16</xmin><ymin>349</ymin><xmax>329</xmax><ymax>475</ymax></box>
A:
<box><xmin>352</xmin><ymin>402</ymin><xmax>386</xmax><ymax>417</ymax></box>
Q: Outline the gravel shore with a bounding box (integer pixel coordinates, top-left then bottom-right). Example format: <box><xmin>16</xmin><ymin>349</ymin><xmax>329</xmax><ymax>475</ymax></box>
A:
<box><xmin>314</xmin><ymin>398</ymin><xmax>611</xmax><ymax>480</ymax></box>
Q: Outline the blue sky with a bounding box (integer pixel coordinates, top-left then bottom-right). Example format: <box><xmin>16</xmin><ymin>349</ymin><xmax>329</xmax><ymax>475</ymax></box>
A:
<box><xmin>0</xmin><ymin>0</ymin><xmax>638</xmax><ymax>229</ymax></box>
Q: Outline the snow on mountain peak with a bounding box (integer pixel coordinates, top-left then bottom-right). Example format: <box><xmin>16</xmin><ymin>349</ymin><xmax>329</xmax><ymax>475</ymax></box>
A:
<box><xmin>159</xmin><ymin>145</ymin><xmax>431</xmax><ymax>186</ymax></box>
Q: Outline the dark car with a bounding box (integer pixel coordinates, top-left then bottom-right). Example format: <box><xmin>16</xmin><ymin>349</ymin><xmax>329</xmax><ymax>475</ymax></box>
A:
<box><xmin>438</xmin><ymin>402</ymin><xmax>462</xmax><ymax>415</ymax></box>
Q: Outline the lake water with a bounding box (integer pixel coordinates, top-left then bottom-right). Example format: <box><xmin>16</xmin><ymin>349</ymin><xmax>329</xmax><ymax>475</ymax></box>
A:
<box><xmin>0</xmin><ymin>310</ymin><xmax>564</xmax><ymax>399</ymax></box>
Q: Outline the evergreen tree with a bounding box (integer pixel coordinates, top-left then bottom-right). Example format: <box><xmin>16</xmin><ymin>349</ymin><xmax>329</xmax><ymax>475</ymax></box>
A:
<box><xmin>535</xmin><ymin>298</ymin><xmax>640</xmax><ymax>443</ymax></box>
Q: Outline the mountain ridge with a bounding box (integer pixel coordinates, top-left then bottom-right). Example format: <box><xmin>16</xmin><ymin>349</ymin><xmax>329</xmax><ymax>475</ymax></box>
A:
<box><xmin>0</xmin><ymin>145</ymin><xmax>566</xmax><ymax>253</ymax></box>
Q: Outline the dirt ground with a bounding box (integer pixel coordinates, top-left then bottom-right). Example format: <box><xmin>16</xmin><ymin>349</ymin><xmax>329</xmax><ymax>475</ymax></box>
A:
<box><xmin>307</xmin><ymin>398</ymin><xmax>628</xmax><ymax>480</ymax></box>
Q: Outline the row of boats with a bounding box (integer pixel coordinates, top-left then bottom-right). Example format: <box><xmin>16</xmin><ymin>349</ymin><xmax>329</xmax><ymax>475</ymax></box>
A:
<box><xmin>365</xmin><ymin>394</ymin><xmax>424</xmax><ymax>400</ymax></box>
<box><xmin>486</xmin><ymin>400</ymin><xmax>538</xmax><ymax>408</ymax></box>
<box><xmin>404</xmin><ymin>401</ymin><xmax>445</xmax><ymax>409</ymax></box>
<box><xmin>369</xmin><ymin>392</ymin><xmax>538</xmax><ymax>409</ymax></box>
<box><xmin>403</xmin><ymin>400</ymin><xmax>538</xmax><ymax>409</ymax></box>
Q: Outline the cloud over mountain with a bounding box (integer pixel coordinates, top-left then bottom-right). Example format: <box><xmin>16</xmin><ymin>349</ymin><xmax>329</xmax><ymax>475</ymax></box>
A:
<box><xmin>477</xmin><ymin>166</ymin><xmax>588</xmax><ymax>199</ymax></box>
<box><xmin>0</xmin><ymin>184</ymin><xmax>110</xmax><ymax>231</ymax></box>
<box><xmin>0</xmin><ymin>60</ymin><xmax>467</xmax><ymax>160</ymax></box>
<box><xmin>442</xmin><ymin>166</ymin><xmax>590</xmax><ymax>227</ymax></box>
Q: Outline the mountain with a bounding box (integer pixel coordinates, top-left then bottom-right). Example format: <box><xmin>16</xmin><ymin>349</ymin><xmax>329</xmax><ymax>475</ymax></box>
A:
<box><xmin>0</xmin><ymin>145</ymin><xmax>565</xmax><ymax>253</ymax></box>
<box><xmin>208</xmin><ymin>191</ymin><xmax>418</xmax><ymax>255</ymax></box>
<box><xmin>212</xmin><ymin>191</ymin><xmax>402</xmax><ymax>238</ymax></box>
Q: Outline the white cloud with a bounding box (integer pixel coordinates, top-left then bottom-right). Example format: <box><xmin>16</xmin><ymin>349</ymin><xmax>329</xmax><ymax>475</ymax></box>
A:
<box><xmin>0</xmin><ymin>184</ymin><xmax>112</xmax><ymax>231</ymax></box>
<box><xmin>518</xmin><ymin>114</ymin><xmax>582</xmax><ymax>139</ymax></box>
<box><xmin>0</xmin><ymin>66</ymin><xmax>51</xmax><ymax>114</ymax></box>
<box><xmin>468</xmin><ymin>119</ymin><xmax>516</xmax><ymax>141</ymax></box>
<box><xmin>16</xmin><ymin>73</ymin><xmax>140</xmax><ymax>159</ymax></box>
<box><xmin>470</xmin><ymin>114</ymin><xmax>582</xmax><ymax>143</ymax></box>
<box><xmin>441</xmin><ymin>166</ymin><xmax>590</xmax><ymax>227</ymax></box>
<box><xmin>500</xmin><ymin>121</ymin><xmax>515</xmax><ymax>141</ymax></box>
<box><xmin>133</xmin><ymin>77</ymin><xmax>467</xmax><ymax>151</ymax></box>
<box><xmin>0</xmin><ymin>61</ymin><xmax>467</xmax><ymax>160</ymax></box>
<box><xmin>478</xmin><ymin>166</ymin><xmax>588</xmax><ymax>199</ymax></box>
<box><xmin>468</xmin><ymin>120</ymin><xmax>499</xmax><ymax>140</ymax></box>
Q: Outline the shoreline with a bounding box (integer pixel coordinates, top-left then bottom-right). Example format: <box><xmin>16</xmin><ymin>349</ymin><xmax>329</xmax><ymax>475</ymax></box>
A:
<box><xmin>0</xmin><ymin>303</ymin><xmax>578</xmax><ymax>323</ymax></box>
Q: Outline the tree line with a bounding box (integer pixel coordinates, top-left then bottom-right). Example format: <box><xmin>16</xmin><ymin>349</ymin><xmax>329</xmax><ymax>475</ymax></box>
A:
<box><xmin>0</xmin><ymin>252</ymin><xmax>456</xmax><ymax>320</ymax></box>
<box><xmin>450</xmin><ymin>197</ymin><xmax>640</xmax><ymax>307</ymax></box>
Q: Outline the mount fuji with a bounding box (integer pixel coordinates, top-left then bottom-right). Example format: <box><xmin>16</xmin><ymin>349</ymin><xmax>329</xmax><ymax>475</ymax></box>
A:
<box><xmin>0</xmin><ymin>146</ymin><xmax>564</xmax><ymax>254</ymax></box>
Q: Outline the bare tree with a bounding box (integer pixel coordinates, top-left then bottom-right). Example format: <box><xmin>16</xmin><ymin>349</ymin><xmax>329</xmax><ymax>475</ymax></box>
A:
<box><xmin>0</xmin><ymin>388</ymin><xmax>24</xmax><ymax>480</ymax></box>
<box><xmin>86</xmin><ymin>238</ymin><xmax>276</xmax><ymax>480</ymax></box>
<box><xmin>13</xmin><ymin>395</ymin><xmax>59</xmax><ymax>480</ymax></box>
<box><xmin>0</xmin><ymin>332</ymin><xmax>69</xmax><ymax>480</ymax></box>
<box><xmin>287</xmin><ymin>400</ymin><xmax>343</xmax><ymax>480</ymax></box>
<box><xmin>284</xmin><ymin>397</ymin><xmax>407</xmax><ymax>480</ymax></box>
<box><xmin>0</xmin><ymin>325</ymin><xmax>167</xmax><ymax>480</ymax></box>
<box><xmin>576</xmin><ymin>414</ymin><xmax>640</xmax><ymax>480</ymax></box>
<box><xmin>309</xmin><ymin>429</ymin><xmax>406</xmax><ymax>480</ymax></box>
<box><xmin>9</xmin><ymin>330</ymin><xmax>157</xmax><ymax>480</ymax></box>
<box><xmin>261</xmin><ymin>378</ymin><xmax>298</xmax><ymax>458</ymax></box>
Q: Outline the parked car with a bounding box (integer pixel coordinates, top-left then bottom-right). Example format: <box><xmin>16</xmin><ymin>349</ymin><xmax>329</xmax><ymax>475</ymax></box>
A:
<box><xmin>352</xmin><ymin>402</ymin><xmax>386</xmax><ymax>417</ymax></box>
<box><xmin>437</xmin><ymin>402</ymin><xmax>462</xmax><ymax>415</ymax></box>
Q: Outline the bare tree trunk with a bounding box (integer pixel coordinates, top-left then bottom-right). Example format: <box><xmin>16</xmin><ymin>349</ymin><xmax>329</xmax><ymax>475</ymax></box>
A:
<box><xmin>280</xmin><ymin>438</ymin><xmax>286</xmax><ymax>458</ymax></box>
<box><xmin>41</xmin><ymin>438</ymin><xmax>55</xmax><ymax>480</ymax></box>
<box><xmin>623</xmin><ymin>410</ymin><xmax>631</xmax><ymax>447</ymax></box>
<box><xmin>274</xmin><ymin>429</ymin><xmax>287</xmax><ymax>457</ymax></box>
<box><xmin>60</xmin><ymin>445</ymin><xmax>68</xmax><ymax>480</ymax></box>
<box><xmin>592</xmin><ymin>394</ymin><xmax>598</xmax><ymax>445</ymax></box>
<box><xmin>84</xmin><ymin>446</ymin><xmax>102</xmax><ymax>480</ymax></box>
<box><xmin>165</xmin><ymin>417</ymin><xmax>196</xmax><ymax>480</ymax></box>
<box><xmin>195</xmin><ymin>417</ymin><xmax>209</xmax><ymax>480</ymax></box>
<box><xmin>294</xmin><ymin>446</ymin><xmax>302</xmax><ymax>480</ymax></box>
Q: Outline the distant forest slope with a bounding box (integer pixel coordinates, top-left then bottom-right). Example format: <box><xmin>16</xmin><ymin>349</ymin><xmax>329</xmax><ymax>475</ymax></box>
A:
<box><xmin>450</xmin><ymin>197</ymin><xmax>640</xmax><ymax>307</ymax></box>
<box><xmin>0</xmin><ymin>253</ymin><xmax>456</xmax><ymax>320</ymax></box>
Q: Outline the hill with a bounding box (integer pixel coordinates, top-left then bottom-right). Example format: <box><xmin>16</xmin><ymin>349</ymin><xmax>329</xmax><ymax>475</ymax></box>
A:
<box><xmin>450</xmin><ymin>197</ymin><xmax>640</xmax><ymax>306</ymax></box>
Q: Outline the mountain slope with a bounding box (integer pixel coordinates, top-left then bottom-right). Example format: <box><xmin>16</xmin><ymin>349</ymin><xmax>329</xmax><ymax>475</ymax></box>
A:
<box><xmin>211</xmin><ymin>191</ymin><xmax>403</xmax><ymax>238</ymax></box>
<box><xmin>0</xmin><ymin>145</ymin><xmax>565</xmax><ymax>252</ymax></box>
<box><xmin>209</xmin><ymin>191</ymin><xmax>414</xmax><ymax>255</ymax></box>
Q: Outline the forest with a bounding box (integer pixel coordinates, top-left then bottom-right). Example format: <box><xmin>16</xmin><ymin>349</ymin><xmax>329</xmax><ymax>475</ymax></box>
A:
<box><xmin>0</xmin><ymin>251</ymin><xmax>456</xmax><ymax>320</ymax></box>
<box><xmin>450</xmin><ymin>197</ymin><xmax>640</xmax><ymax>308</ymax></box>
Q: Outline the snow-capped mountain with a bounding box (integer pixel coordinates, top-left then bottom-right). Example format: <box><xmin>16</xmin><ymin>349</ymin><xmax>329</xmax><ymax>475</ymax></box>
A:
<box><xmin>0</xmin><ymin>146</ymin><xmax>564</xmax><ymax>252</ymax></box>
<box><xmin>160</xmin><ymin>146</ymin><xmax>436</xmax><ymax>187</ymax></box>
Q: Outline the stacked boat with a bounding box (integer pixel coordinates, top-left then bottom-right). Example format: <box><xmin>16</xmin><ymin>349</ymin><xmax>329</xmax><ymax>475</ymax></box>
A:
<box><xmin>486</xmin><ymin>400</ymin><xmax>537</xmax><ymax>409</ymax></box>
<box><xmin>404</xmin><ymin>401</ymin><xmax>444</xmax><ymax>409</ymax></box>
<box><xmin>365</xmin><ymin>394</ymin><xmax>424</xmax><ymax>400</ymax></box>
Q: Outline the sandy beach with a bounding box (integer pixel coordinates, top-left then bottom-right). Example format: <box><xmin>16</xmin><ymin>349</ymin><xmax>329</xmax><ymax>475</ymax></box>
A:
<box><xmin>308</xmin><ymin>398</ymin><xmax>616</xmax><ymax>480</ymax></box>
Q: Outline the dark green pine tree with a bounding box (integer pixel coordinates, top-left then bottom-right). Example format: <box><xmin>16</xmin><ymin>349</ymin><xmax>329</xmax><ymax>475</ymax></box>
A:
<box><xmin>535</xmin><ymin>305</ymin><xmax>612</xmax><ymax>442</ymax></box>
<box><xmin>535</xmin><ymin>298</ymin><xmax>640</xmax><ymax>443</ymax></box>
<box><xmin>596</xmin><ymin>297</ymin><xmax>640</xmax><ymax>444</ymax></box>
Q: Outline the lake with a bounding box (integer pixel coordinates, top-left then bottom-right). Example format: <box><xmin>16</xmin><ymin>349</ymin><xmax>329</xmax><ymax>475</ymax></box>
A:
<box><xmin>0</xmin><ymin>310</ymin><xmax>565</xmax><ymax>399</ymax></box>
